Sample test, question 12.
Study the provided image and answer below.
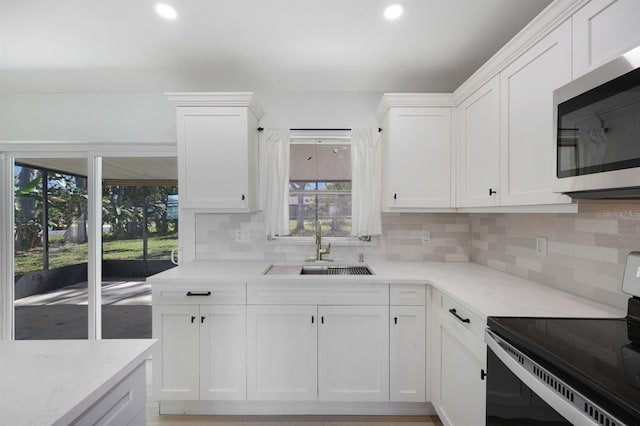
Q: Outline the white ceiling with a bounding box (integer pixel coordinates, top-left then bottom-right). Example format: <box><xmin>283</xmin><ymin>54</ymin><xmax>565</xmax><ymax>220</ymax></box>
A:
<box><xmin>0</xmin><ymin>0</ymin><xmax>553</xmax><ymax>93</ymax></box>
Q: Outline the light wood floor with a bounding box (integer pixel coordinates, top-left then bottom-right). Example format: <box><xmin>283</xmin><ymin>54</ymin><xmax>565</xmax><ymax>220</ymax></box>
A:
<box><xmin>146</xmin><ymin>361</ymin><xmax>443</xmax><ymax>426</ymax></box>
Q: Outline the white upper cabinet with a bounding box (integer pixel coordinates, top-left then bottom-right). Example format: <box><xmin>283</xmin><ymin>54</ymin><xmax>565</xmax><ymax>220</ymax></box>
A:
<box><xmin>377</xmin><ymin>94</ymin><xmax>453</xmax><ymax>211</ymax></box>
<box><xmin>456</xmin><ymin>76</ymin><xmax>500</xmax><ymax>207</ymax></box>
<box><xmin>498</xmin><ymin>20</ymin><xmax>573</xmax><ymax>206</ymax></box>
<box><xmin>573</xmin><ymin>0</ymin><xmax>640</xmax><ymax>78</ymax></box>
<box><xmin>167</xmin><ymin>93</ymin><xmax>263</xmax><ymax>212</ymax></box>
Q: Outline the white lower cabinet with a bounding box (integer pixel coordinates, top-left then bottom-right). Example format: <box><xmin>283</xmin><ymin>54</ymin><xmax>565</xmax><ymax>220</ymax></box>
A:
<box><xmin>153</xmin><ymin>304</ymin><xmax>246</xmax><ymax>401</ymax></box>
<box><xmin>247</xmin><ymin>304</ymin><xmax>390</xmax><ymax>402</ymax></box>
<box><xmin>318</xmin><ymin>305</ymin><xmax>389</xmax><ymax>402</ymax></box>
<box><xmin>390</xmin><ymin>305</ymin><xmax>426</xmax><ymax>402</ymax></box>
<box><xmin>153</xmin><ymin>305</ymin><xmax>200</xmax><ymax>400</ymax></box>
<box><xmin>200</xmin><ymin>305</ymin><xmax>247</xmax><ymax>400</ymax></box>
<box><xmin>155</xmin><ymin>282</ymin><xmax>434</xmax><ymax>414</ymax></box>
<box><xmin>246</xmin><ymin>305</ymin><xmax>317</xmax><ymax>401</ymax></box>
<box><xmin>431</xmin><ymin>290</ymin><xmax>486</xmax><ymax>426</ymax></box>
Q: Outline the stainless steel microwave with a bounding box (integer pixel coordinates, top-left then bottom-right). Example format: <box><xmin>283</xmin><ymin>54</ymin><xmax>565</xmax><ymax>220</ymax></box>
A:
<box><xmin>553</xmin><ymin>45</ymin><xmax>640</xmax><ymax>199</ymax></box>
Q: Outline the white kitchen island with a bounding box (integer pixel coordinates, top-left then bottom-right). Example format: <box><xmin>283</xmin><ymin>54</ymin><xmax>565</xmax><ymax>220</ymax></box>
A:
<box><xmin>0</xmin><ymin>339</ymin><xmax>156</xmax><ymax>426</ymax></box>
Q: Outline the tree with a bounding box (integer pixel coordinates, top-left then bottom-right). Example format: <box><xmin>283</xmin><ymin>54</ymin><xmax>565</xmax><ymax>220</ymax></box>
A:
<box><xmin>14</xmin><ymin>167</ymin><xmax>42</xmax><ymax>251</ymax></box>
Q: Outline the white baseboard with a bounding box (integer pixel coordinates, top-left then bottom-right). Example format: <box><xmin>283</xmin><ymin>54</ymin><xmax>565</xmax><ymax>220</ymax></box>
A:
<box><xmin>159</xmin><ymin>400</ymin><xmax>435</xmax><ymax>416</ymax></box>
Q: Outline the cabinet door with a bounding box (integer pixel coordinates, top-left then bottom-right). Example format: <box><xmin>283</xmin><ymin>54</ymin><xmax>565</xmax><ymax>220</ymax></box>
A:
<box><xmin>457</xmin><ymin>76</ymin><xmax>500</xmax><ymax>207</ymax></box>
<box><xmin>177</xmin><ymin>106</ymin><xmax>253</xmax><ymax>210</ymax></box>
<box><xmin>432</xmin><ymin>312</ymin><xmax>486</xmax><ymax>426</ymax></box>
<box><xmin>390</xmin><ymin>306</ymin><xmax>426</xmax><ymax>402</ymax></box>
<box><xmin>383</xmin><ymin>107</ymin><xmax>452</xmax><ymax>210</ymax></box>
<box><xmin>499</xmin><ymin>20</ymin><xmax>573</xmax><ymax>206</ymax></box>
<box><xmin>152</xmin><ymin>305</ymin><xmax>200</xmax><ymax>400</ymax></box>
<box><xmin>246</xmin><ymin>305</ymin><xmax>317</xmax><ymax>401</ymax></box>
<box><xmin>318</xmin><ymin>305</ymin><xmax>389</xmax><ymax>401</ymax></box>
<box><xmin>573</xmin><ymin>0</ymin><xmax>640</xmax><ymax>78</ymax></box>
<box><xmin>200</xmin><ymin>305</ymin><xmax>246</xmax><ymax>401</ymax></box>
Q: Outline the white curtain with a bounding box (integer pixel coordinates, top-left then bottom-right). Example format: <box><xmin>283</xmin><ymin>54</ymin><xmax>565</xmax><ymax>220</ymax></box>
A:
<box><xmin>351</xmin><ymin>128</ymin><xmax>382</xmax><ymax>236</ymax></box>
<box><xmin>263</xmin><ymin>128</ymin><xmax>290</xmax><ymax>237</ymax></box>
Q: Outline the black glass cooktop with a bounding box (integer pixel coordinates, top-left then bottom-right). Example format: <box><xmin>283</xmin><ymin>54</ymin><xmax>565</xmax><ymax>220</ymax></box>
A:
<box><xmin>488</xmin><ymin>314</ymin><xmax>640</xmax><ymax>424</ymax></box>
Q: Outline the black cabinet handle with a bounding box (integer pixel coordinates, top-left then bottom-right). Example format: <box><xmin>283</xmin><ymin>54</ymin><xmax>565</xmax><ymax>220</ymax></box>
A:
<box><xmin>191</xmin><ymin>316</ymin><xmax>196</xmax><ymax>323</ymax></box>
<box><xmin>394</xmin><ymin>317</ymin><xmax>398</xmax><ymax>325</ymax></box>
<box><xmin>393</xmin><ymin>193</ymin><xmax>397</xmax><ymax>200</ymax></box>
<box><xmin>201</xmin><ymin>316</ymin><xmax>205</xmax><ymax>324</ymax></box>
<box><xmin>312</xmin><ymin>315</ymin><xmax>315</xmax><ymax>324</ymax></box>
<box><xmin>321</xmin><ymin>316</ymin><xmax>324</xmax><ymax>324</ymax></box>
<box><xmin>241</xmin><ymin>194</ymin><xmax>245</xmax><ymax>201</ymax></box>
<box><xmin>449</xmin><ymin>308</ymin><xmax>470</xmax><ymax>324</ymax></box>
<box><xmin>186</xmin><ymin>291</ymin><xmax>212</xmax><ymax>296</ymax></box>
<box><xmin>489</xmin><ymin>188</ymin><xmax>497</xmax><ymax>196</ymax></box>
<box><xmin>481</xmin><ymin>369</ymin><xmax>487</xmax><ymax>380</ymax></box>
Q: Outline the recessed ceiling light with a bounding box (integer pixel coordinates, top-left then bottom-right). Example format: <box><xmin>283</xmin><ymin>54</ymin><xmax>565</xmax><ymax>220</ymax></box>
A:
<box><xmin>384</xmin><ymin>2</ymin><xmax>405</xmax><ymax>20</ymax></box>
<box><xmin>154</xmin><ymin>3</ymin><xmax>178</xmax><ymax>20</ymax></box>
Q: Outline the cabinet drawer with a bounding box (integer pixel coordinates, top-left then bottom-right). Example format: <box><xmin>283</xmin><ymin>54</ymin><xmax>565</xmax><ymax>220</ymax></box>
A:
<box><xmin>390</xmin><ymin>284</ymin><xmax>426</xmax><ymax>305</ymax></box>
<box><xmin>433</xmin><ymin>289</ymin><xmax>485</xmax><ymax>340</ymax></box>
<box><xmin>247</xmin><ymin>282</ymin><xmax>388</xmax><ymax>305</ymax></box>
<box><xmin>153</xmin><ymin>283</ymin><xmax>246</xmax><ymax>305</ymax></box>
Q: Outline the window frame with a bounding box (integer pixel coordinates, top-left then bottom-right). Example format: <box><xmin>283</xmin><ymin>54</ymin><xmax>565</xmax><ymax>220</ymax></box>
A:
<box><xmin>278</xmin><ymin>135</ymin><xmax>362</xmax><ymax>241</ymax></box>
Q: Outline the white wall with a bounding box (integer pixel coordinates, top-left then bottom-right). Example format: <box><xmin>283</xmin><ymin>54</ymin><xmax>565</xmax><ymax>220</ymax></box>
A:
<box><xmin>257</xmin><ymin>91</ymin><xmax>380</xmax><ymax>129</ymax></box>
<box><xmin>0</xmin><ymin>93</ymin><xmax>176</xmax><ymax>143</ymax></box>
<box><xmin>0</xmin><ymin>91</ymin><xmax>382</xmax><ymax>143</ymax></box>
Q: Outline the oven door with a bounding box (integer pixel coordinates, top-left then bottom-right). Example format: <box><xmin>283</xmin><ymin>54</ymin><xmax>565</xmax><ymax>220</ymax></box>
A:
<box><xmin>485</xmin><ymin>330</ymin><xmax>625</xmax><ymax>426</ymax></box>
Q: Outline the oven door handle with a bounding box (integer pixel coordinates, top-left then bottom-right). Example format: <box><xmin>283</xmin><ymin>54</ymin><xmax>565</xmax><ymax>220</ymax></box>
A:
<box><xmin>485</xmin><ymin>330</ymin><xmax>624</xmax><ymax>426</ymax></box>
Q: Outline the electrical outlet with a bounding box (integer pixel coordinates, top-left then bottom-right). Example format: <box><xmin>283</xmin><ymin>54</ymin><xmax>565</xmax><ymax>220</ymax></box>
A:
<box><xmin>535</xmin><ymin>237</ymin><xmax>547</xmax><ymax>257</ymax></box>
<box><xmin>235</xmin><ymin>229</ymin><xmax>250</xmax><ymax>243</ymax></box>
<box><xmin>422</xmin><ymin>231</ymin><xmax>431</xmax><ymax>244</ymax></box>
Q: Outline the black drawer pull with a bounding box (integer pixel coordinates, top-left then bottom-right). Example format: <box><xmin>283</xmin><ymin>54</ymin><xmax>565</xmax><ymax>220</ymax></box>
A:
<box><xmin>191</xmin><ymin>316</ymin><xmax>196</xmax><ymax>323</ymax></box>
<box><xmin>394</xmin><ymin>317</ymin><xmax>398</xmax><ymax>325</ymax></box>
<box><xmin>449</xmin><ymin>308</ymin><xmax>470</xmax><ymax>324</ymax></box>
<box><xmin>481</xmin><ymin>369</ymin><xmax>487</xmax><ymax>380</ymax></box>
<box><xmin>201</xmin><ymin>316</ymin><xmax>206</xmax><ymax>324</ymax></box>
<box><xmin>393</xmin><ymin>193</ymin><xmax>397</xmax><ymax>200</ymax></box>
<box><xmin>311</xmin><ymin>315</ymin><xmax>315</xmax><ymax>324</ymax></box>
<box><xmin>489</xmin><ymin>188</ymin><xmax>497</xmax><ymax>196</ymax></box>
<box><xmin>321</xmin><ymin>316</ymin><xmax>324</xmax><ymax>324</ymax></box>
<box><xmin>186</xmin><ymin>291</ymin><xmax>212</xmax><ymax>296</ymax></box>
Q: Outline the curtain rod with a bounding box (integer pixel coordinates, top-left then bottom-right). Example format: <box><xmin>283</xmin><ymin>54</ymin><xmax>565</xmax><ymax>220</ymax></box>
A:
<box><xmin>290</xmin><ymin>128</ymin><xmax>351</xmax><ymax>131</ymax></box>
<box><xmin>257</xmin><ymin>127</ymin><xmax>383</xmax><ymax>132</ymax></box>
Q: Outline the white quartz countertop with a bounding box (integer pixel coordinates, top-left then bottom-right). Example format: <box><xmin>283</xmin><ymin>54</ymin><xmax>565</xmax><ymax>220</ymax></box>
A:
<box><xmin>0</xmin><ymin>339</ymin><xmax>156</xmax><ymax>426</ymax></box>
<box><xmin>148</xmin><ymin>260</ymin><xmax>626</xmax><ymax>320</ymax></box>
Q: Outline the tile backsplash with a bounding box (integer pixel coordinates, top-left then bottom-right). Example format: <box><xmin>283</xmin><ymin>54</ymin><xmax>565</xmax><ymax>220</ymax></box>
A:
<box><xmin>471</xmin><ymin>202</ymin><xmax>640</xmax><ymax>310</ymax></box>
<box><xmin>195</xmin><ymin>212</ymin><xmax>471</xmax><ymax>263</ymax></box>
<box><xmin>195</xmin><ymin>202</ymin><xmax>640</xmax><ymax>310</ymax></box>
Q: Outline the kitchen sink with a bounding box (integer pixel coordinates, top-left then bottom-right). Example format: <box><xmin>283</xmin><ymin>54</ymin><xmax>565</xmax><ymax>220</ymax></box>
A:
<box><xmin>300</xmin><ymin>265</ymin><xmax>373</xmax><ymax>275</ymax></box>
<box><xmin>262</xmin><ymin>264</ymin><xmax>373</xmax><ymax>275</ymax></box>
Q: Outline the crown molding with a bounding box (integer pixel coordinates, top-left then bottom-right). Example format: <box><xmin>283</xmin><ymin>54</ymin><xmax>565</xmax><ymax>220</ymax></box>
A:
<box><xmin>375</xmin><ymin>93</ymin><xmax>454</xmax><ymax>119</ymax></box>
<box><xmin>165</xmin><ymin>92</ymin><xmax>264</xmax><ymax>119</ymax></box>
<box><xmin>453</xmin><ymin>0</ymin><xmax>590</xmax><ymax>105</ymax></box>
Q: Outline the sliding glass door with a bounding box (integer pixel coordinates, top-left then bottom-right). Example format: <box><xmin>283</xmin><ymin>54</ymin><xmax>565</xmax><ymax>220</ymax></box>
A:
<box><xmin>14</xmin><ymin>159</ymin><xmax>89</xmax><ymax>339</ymax></box>
<box><xmin>0</xmin><ymin>148</ymin><xmax>177</xmax><ymax>341</ymax></box>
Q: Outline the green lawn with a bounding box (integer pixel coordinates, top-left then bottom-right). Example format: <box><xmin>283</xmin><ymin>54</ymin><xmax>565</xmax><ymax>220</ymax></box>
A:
<box><xmin>15</xmin><ymin>234</ymin><xmax>178</xmax><ymax>276</ymax></box>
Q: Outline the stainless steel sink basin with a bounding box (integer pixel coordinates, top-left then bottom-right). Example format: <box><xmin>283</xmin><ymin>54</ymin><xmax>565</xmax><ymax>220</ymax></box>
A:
<box><xmin>299</xmin><ymin>265</ymin><xmax>373</xmax><ymax>275</ymax></box>
<box><xmin>262</xmin><ymin>264</ymin><xmax>373</xmax><ymax>275</ymax></box>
